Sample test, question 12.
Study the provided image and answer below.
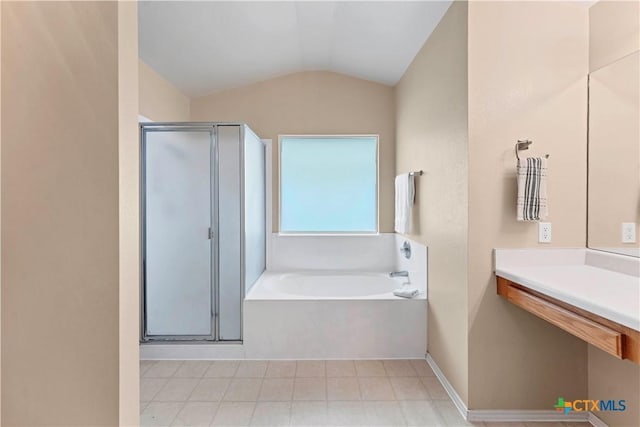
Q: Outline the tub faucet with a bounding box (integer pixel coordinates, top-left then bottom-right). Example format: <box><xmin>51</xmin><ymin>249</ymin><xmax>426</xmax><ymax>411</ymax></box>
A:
<box><xmin>389</xmin><ymin>270</ymin><xmax>409</xmax><ymax>278</ymax></box>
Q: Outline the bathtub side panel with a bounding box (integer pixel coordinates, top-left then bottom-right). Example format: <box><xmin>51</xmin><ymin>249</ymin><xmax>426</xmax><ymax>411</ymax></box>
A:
<box><xmin>243</xmin><ymin>300</ymin><xmax>427</xmax><ymax>359</ymax></box>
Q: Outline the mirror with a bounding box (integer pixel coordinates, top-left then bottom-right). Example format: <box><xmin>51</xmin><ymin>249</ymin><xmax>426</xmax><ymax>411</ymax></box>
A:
<box><xmin>588</xmin><ymin>51</ymin><xmax>639</xmax><ymax>257</ymax></box>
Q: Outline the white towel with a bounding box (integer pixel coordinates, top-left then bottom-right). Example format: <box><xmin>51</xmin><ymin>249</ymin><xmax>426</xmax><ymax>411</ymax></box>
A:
<box><xmin>516</xmin><ymin>157</ymin><xmax>548</xmax><ymax>221</ymax></box>
<box><xmin>394</xmin><ymin>173</ymin><xmax>415</xmax><ymax>234</ymax></box>
<box><xmin>393</xmin><ymin>284</ymin><xmax>419</xmax><ymax>299</ymax></box>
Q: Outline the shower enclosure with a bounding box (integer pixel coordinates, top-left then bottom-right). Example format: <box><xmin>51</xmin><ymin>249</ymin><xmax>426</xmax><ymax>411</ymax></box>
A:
<box><xmin>140</xmin><ymin>123</ymin><xmax>265</xmax><ymax>342</ymax></box>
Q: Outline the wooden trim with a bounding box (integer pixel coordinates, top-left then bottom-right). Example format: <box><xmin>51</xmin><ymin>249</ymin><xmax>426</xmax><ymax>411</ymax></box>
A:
<box><xmin>497</xmin><ymin>276</ymin><xmax>640</xmax><ymax>365</ymax></box>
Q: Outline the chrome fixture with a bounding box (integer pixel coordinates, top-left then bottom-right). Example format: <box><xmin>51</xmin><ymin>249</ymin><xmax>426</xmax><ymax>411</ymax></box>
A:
<box><xmin>400</xmin><ymin>240</ymin><xmax>412</xmax><ymax>259</ymax></box>
<box><xmin>515</xmin><ymin>139</ymin><xmax>550</xmax><ymax>160</ymax></box>
<box><xmin>409</xmin><ymin>170</ymin><xmax>424</xmax><ymax>177</ymax></box>
<box><xmin>389</xmin><ymin>270</ymin><xmax>409</xmax><ymax>278</ymax></box>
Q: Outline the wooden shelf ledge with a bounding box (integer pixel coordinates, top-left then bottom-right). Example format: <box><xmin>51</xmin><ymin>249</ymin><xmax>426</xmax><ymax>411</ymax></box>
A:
<box><xmin>497</xmin><ymin>276</ymin><xmax>639</xmax><ymax>364</ymax></box>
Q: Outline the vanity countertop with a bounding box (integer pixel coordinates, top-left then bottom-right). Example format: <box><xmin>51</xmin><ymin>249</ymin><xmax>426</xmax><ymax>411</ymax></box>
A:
<box><xmin>494</xmin><ymin>248</ymin><xmax>640</xmax><ymax>332</ymax></box>
<box><xmin>495</xmin><ymin>264</ymin><xmax>639</xmax><ymax>331</ymax></box>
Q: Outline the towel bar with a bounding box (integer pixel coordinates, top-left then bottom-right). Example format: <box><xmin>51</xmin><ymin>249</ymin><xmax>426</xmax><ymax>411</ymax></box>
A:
<box><xmin>408</xmin><ymin>170</ymin><xmax>424</xmax><ymax>176</ymax></box>
<box><xmin>515</xmin><ymin>140</ymin><xmax>549</xmax><ymax>160</ymax></box>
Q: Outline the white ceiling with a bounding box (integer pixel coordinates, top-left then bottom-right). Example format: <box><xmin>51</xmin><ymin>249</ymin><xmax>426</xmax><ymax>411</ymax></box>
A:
<box><xmin>139</xmin><ymin>1</ymin><xmax>453</xmax><ymax>97</ymax></box>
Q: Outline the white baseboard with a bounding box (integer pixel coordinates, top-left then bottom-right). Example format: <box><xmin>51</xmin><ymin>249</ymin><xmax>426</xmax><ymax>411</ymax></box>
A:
<box><xmin>425</xmin><ymin>353</ymin><xmax>469</xmax><ymax>419</ymax></box>
<box><xmin>425</xmin><ymin>352</ymin><xmax>601</xmax><ymax>425</ymax></box>
<box><xmin>467</xmin><ymin>410</ymin><xmax>589</xmax><ymax>423</ymax></box>
<box><xmin>140</xmin><ymin>343</ymin><xmax>245</xmax><ymax>360</ymax></box>
<box><xmin>588</xmin><ymin>412</ymin><xmax>609</xmax><ymax>427</ymax></box>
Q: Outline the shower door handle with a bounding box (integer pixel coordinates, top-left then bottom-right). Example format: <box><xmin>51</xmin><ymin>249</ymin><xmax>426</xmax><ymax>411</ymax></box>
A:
<box><xmin>208</xmin><ymin>227</ymin><xmax>214</xmax><ymax>240</ymax></box>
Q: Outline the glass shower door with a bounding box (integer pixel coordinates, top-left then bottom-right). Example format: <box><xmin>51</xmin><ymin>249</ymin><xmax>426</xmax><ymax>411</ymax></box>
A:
<box><xmin>143</xmin><ymin>127</ymin><xmax>215</xmax><ymax>339</ymax></box>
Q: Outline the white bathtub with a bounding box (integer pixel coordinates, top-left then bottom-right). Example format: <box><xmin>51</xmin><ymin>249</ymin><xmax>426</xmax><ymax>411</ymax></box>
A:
<box><xmin>243</xmin><ymin>271</ymin><xmax>427</xmax><ymax>359</ymax></box>
<box><xmin>248</xmin><ymin>271</ymin><xmax>424</xmax><ymax>300</ymax></box>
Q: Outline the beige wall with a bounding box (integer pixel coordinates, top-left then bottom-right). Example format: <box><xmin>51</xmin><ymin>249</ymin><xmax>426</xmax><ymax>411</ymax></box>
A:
<box><xmin>139</xmin><ymin>59</ymin><xmax>190</xmax><ymax>122</ymax></box>
<box><xmin>467</xmin><ymin>1</ymin><xmax>589</xmax><ymax>409</ymax></box>
<box><xmin>588</xmin><ymin>2</ymin><xmax>640</xmax><ymax>425</ymax></box>
<box><xmin>118</xmin><ymin>2</ymin><xmax>140</xmax><ymax>426</ymax></box>
<box><xmin>588</xmin><ymin>347</ymin><xmax>640</xmax><ymax>427</ymax></box>
<box><xmin>395</xmin><ymin>1</ymin><xmax>469</xmax><ymax>403</ymax></box>
<box><xmin>191</xmin><ymin>71</ymin><xmax>396</xmax><ymax>232</ymax></box>
<box><xmin>589</xmin><ymin>0</ymin><xmax>640</xmax><ymax>72</ymax></box>
<box><xmin>1</xmin><ymin>1</ymin><xmax>135</xmax><ymax>424</ymax></box>
<box><xmin>0</xmin><ymin>1</ymin><xmax>3</xmax><ymax>422</ymax></box>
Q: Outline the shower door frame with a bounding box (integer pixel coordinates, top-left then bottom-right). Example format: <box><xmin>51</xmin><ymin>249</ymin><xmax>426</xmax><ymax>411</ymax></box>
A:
<box><xmin>140</xmin><ymin>122</ymin><xmax>246</xmax><ymax>343</ymax></box>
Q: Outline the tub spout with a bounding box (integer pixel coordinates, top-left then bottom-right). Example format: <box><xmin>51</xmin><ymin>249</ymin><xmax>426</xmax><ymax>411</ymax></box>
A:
<box><xmin>389</xmin><ymin>271</ymin><xmax>409</xmax><ymax>278</ymax></box>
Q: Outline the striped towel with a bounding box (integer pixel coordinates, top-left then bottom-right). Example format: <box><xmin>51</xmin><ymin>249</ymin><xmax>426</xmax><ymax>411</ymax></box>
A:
<box><xmin>517</xmin><ymin>157</ymin><xmax>548</xmax><ymax>221</ymax></box>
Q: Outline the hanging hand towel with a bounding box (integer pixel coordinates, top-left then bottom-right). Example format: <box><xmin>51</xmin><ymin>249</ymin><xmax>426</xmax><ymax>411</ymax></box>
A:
<box><xmin>394</xmin><ymin>173</ymin><xmax>415</xmax><ymax>234</ymax></box>
<box><xmin>517</xmin><ymin>157</ymin><xmax>548</xmax><ymax>221</ymax></box>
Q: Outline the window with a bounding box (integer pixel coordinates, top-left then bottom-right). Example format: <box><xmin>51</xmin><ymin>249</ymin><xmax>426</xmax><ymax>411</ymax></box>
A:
<box><xmin>279</xmin><ymin>135</ymin><xmax>378</xmax><ymax>234</ymax></box>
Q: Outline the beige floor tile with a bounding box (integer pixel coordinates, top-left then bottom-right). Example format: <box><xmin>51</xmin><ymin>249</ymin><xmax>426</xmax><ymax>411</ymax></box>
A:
<box><xmin>249</xmin><ymin>402</ymin><xmax>291</xmax><ymax>426</ymax></box>
<box><xmin>326</xmin><ymin>360</ymin><xmax>357</xmax><ymax>377</ymax></box>
<box><xmin>411</xmin><ymin>359</ymin><xmax>436</xmax><ymax>377</ymax></box>
<box><xmin>211</xmin><ymin>402</ymin><xmax>255</xmax><ymax>426</ymax></box>
<box><xmin>390</xmin><ymin>377</ymin><xmax>429</xmax><ymax>400</ymax></box>
<box><xmin>363</xmin><ymin>401</ymin><xmax>407</xmax><ymax>426</ymax></box>
<box><xmin>174</xmin><ymin>361</ymin><xmax>211</xmax><ymax>378</ymax></box>
<box><xmin>144</xmin><ymin>361</ymin><xmax>183</xmax><ymax>378</ymax></box>
<box><xmin>141</xmin><ymin>360</ymin><xmax>155</xmax><ymax>376</ymax></box>
<box><xmin>290</xmin><ymin>401</ymin><xmax>328</xmax><ymax>426</ymax></box>
<box><xmin>141</xmin><ymin>378</ymin><xmax>169</xmax><ymax>402</ymax></box>
<box><xmin>327</xmin><ymin>377</ymin><xmax>361</xmax><ymax>401</ymax></box>
<box><xmin>265</xmin><ymin>361</ymin><xmax>296</xmax><ymax>378</ymax></box>
<box><xmin>189</xmin><ymin>378</ymin><xmax>230</xmax><ymax>402</ymax></box>
<box><xmin>170</xmin><ymin>402</ymin><xmax>218</xmax><ymax>427</ymax></box>
<box><xmin>258</xmin><ymin>378</ymin><xmax>294</xmax><ymax>401</ymax></box>
<box><xmin>355</xmin><ymin>360</ymin><xmax>387</xmax><ymax>377</ymax></box>
<box><xmin>293</xmin><ymin>377</ymin><xmax>327</xmax><ymax>401</ymax></box>
<box><xmin>358</xmin><ymin>377</ymin><xmax>396</xmax><ymax>401</ymax></box>
<box><xmin>421</xmin><ymin>376</ymin><xmax>449</xmax><ymax>400</ymax></box>
<box><xmin>205</xmin><ymin>361</ymin><xmax>239</xmax><ymax>378</ymax></box>
<box><xmin>224</xmin><ymin>378</ymin><xmax>263</xmax><ymax>401</ymax></box>
<box><xmin>400</xmin><ymin>400</ymin><xmax>445</xmax><ymax>426</ymax></box>
<box><xmin>296</xmin><ymin>360</ymin><xmax>326</xmax><ymax>377</ymax></box>
<box><xmin>141</xmin><ymin>402</ymin><xmax>184</xmax><ymax>427</ymax></box>
<box><xmin>327</xmin><ymin>401</ymin><xmax>366</xmax><ymax>426</ymax></box>
<box><xmin>434</xmin><ymin>400</ymin><xmax>476</xmax><ymax>426</ymax></box>
<box><xmin>235</xmin><ymin>361</ymin><xmax>268</xmax><ymax>378</ymax></box>
<box><xmin>384</xmin><ymin>360</ymin><xmax>418</xmax><ymax>377</ymax></box>
<box><xmin>154</xmin><ymin>378</ymin><xmax>199</xmax><ymax>402</ymax></box>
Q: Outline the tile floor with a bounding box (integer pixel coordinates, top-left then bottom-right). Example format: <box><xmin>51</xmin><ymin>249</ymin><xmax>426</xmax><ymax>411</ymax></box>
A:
<box><xmin>140</xmin><ymin>359</ymin><xmax>587</xmax><ymax>427</ymax></box>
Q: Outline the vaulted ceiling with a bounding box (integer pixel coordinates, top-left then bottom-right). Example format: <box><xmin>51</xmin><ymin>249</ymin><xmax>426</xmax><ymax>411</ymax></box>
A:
<box><xmin>139</xmin><ymin>1</ymin><xmax>452</xmax><ymax>97</ymax></box>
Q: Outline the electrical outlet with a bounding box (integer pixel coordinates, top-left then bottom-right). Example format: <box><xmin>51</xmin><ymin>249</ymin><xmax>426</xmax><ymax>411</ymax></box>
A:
<box><xmin>622</xmin><ymin>223</ymin><xmax>636</xmax><ymax>243</ymax></box>
<box><xmin>538</xmin><ymin>222</ymin><xmax>552</xmax><ymax>243</ymax></box>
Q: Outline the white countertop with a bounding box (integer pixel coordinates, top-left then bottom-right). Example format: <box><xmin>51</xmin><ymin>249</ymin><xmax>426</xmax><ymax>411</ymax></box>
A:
<box><xmin>495</xmin><ymin>249</ymin><xmax>640</xmax><ymax>332</ymax></box>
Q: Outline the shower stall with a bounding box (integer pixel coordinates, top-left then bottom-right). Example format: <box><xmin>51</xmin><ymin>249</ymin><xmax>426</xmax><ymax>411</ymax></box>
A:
<box><xmin>140</xmin><ymin>123</ymin><xmax>265</xmax><ymax>342</ymax></box>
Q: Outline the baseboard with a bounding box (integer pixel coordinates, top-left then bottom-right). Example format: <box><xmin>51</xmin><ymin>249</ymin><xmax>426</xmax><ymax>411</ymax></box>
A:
<box><xmin>140</xmin><ymin>343</ymin><xmax>245</xmax><ymax>360</ymax></box>
<box><xmin>588</xmin><ymin>412</ymin><xmax>609</xmax><ymax>427</ymax></box>
<box><xmin>467</xmin><ymin>410</ymin><xmax>590</xmax><ymax>423</ymax></box>
<box><xmin>425</xmin><ymin>352</ymin><xmax>601</xmax><ymax>425</ymax></box>
<box><xmin>425</xmin><ymin>353</ymin><xmax>469</xmax><ymax>420</ymax></box>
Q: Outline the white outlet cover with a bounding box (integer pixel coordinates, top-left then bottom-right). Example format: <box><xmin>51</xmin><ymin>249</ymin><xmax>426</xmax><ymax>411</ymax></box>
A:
<box><xmin>538</xmin><ymin>222</ymin><xmax>552</xmax><ymax>243</ymax></box>
<box><xmin>622</xmin><ymin>223</ymin><xmax>636</xmax><ymax>243</ymax></box>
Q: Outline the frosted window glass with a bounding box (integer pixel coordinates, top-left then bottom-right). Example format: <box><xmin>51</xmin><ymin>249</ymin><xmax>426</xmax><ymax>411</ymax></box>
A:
<box><xmin>280</xmin><ymin>136</ymin><xmax>377</xmax><ymax>233</ymax></box>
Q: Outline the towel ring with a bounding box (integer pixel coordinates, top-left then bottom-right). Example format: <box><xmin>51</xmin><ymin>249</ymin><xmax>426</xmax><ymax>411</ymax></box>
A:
<box><xmin>515</xmin><ymin>140</ymin><xmax>549</xmax><ymax>160</ymax></box>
